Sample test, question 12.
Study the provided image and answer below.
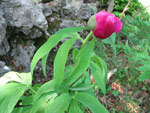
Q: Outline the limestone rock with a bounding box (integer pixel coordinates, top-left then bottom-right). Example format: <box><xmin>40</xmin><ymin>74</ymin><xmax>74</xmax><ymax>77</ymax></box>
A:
<box><xmin>0</xmin><ymin>38</ymin><xmax>10</xmax><ymax>56</ymax></box>
<box><xmin>0</xmin><ymin>10</ymin><xmax>7</xmax><ymax>43</ymax></box>
<box><xmin>38</xmin><ymin>3</ymin><xmax>52</xmax><ymax>17</ymax></box>
<box><xmin>0</xmin><ymin>61</ymin><xmax>11</xmax><ymax>77</ymax></box>
<box><xmin>10</xmin><ymin>42</ymin><xmax>36</xmax><ymax>72</ymax></box>
<box><xmin>1</xmin><ymin>0</ymin><xmax>48</xmax><ymax>39</ymax></box>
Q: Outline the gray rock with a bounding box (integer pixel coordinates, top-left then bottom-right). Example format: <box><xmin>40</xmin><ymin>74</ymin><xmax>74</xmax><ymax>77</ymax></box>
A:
<box><xmin>0</xmin><ymin>61</ymin><xmax>11</xmax><ymax>77</ymax></box>
<box><xmin>61</xmin><ymin>0</ymin><xmax>83</xmax><ymax>18</ymax></box>
<box><xmin>61</xmin><ymin>0</ymin><xmax>97</xmax><ymax>20</ymax></box>
<box><xmin>0</xmin><ymin>10</ymin><xmax>7</xmax><ymax>43</ymax></box>
<box><xmin>1</xmin><ymin>0</ymin><xmax>48</xmax><ymax>39</ymax></box>
<box><xmin>21</xmin><ymin>27</ymin><xmax>43</xmax><ymax>39</ymax></box>
<box><xmin>10</xmin><ymin>42</ymin><xmax>36</xmax><ymax>72</ymax></box>
<box><xmin>75</xmin><ymin>3</ymin><xmax>97</xmax><ymax>20</ymax></box>
<box><xmin>38</xmin><ymin>3</ymin><xmax>52</xmax><ymax>17</ymax></box>
<box><xmin>60</xmin><ymin>19</ymin><xmax>84</xmax><ymax>28</ymax></box>
<box><xmin>0</xmin><ymin>38</ymin><xmax>10</xmax><ymax>56</ymax></box>
<box><xmin>48</xmin><ymin>0</ymin><xmax>65</xmax><ymax>13</ymax></box>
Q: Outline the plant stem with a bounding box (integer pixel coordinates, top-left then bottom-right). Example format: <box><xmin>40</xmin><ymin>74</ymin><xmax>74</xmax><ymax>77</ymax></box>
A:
<box><xmin>81</xmin><ymin>31</ymin><xmax>93</xmax><ymax>48</ymax></box>
<box><xmin>70</xmin><ymin>74</ymin><xmax>84</xmax><ymax>88</ymax></box>
<box><xmin>120</xmin><ymin>0</ymin><xmax>132</xmax><ymax>20</ymax></box>
<box><xmin>28</xmin><ymin>86</ymin><xmax>37</xmax><ymax>94</ymax></box>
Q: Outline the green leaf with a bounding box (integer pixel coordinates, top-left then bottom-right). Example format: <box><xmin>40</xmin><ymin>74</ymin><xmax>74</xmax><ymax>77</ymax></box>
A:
<box><xmin>102</xmin><ymin>33</ymin><xmax>116</xmax><ymax>55</ymax></box>
<box><xmin>138</xmin><ymin>71</ymin><xmax>150</xmax><ymax>81</ymax></box>
<box><xmin>0</xmin><ymin>72</ymin><xmax>32</xmax><ymax>86</ymax></box>
<box><xmin>140</xmin><ymin>61</ymin><xmax>150</xmax><ymax>65</ymax></box>
<box><xmin>30</xmin><ymin>93</ymin><xmax>57</xmax><ymax>113</ymax></box>
<box><xmin>69</xmin><ymin>84</ymin><xmax>95</xmax><ymax>91</ymax></box>
<box><xmin>45</xmin><ymin>93</ymin><xmax>72</xmax><ymax>113</ymax></box>
<box><xmin>22</xmin><ymin>95</ymin><xmax>33</xmax><ymax>106</ymax></box>
<box><xmin>112</xmin><ymin>90</ymin><xmax>120</xmax><ymax>97</ymax></box>
<box><xmin>102</xmin><ymin>33</ymin><xmax>116</xmax><ymax>44</ymax></box>
<box><xmin>89</xmin><ymin>61</ymin><xmax>106</xmax><ymax>94</ymax></box>
<box><xmin>91</xmin><ymin>54</ymin><xmax>108</xmax><ymax>84</ymax></box>
<box><xmin>33</xmin><ymin>80</ymin><xmax>55</xmax><ymax>102</ymax></box>
<box><xmin>12</xmin><ymin>106</ymin><xmax>32</xmax><ymax>113</ymax></box>
<box><xmin>0</xmin><ymin>83</ymin><xmax>27</xmax><ymax>113</ymax></box>
<box><xmin>136</xmin><ymin>65</ymin><xmax>150</xmax><ymax>71</ymax></box>
<box><xmin>31</xmin><ymin>27</ymin><xmax>87</xmax><ymax>76</ymax></box>
<box><xmin>72</xmin><ymin>48</ymin><xmax>79</xmax><ymax>63</ymax></box>
<box><xmin>74</xmin><ymin>92</ymin><xmax>109</xmax><ymax>113</ymax></box>
<box><xmin>41</xmin><ymin>54</ymin><xmax>49</xmax><ymax>78</ymax></box>
<box><xmin>56</xmin><ymin>27</ymin><xmax>87</xmax><ymax>35</ymax></box>
<box><xmin>69</xmin><ymin>100</ymin><xmax>83</xmax><ymax>113</ymax></box>
<box><xmin>54</xmin><ymin>38</ymin><xmax>76</xmax><ymax>88</ymax></box>
<box><xmin>65</xmin><ymin>39</ymin><xmax>95</xmax><ymax>86</ymax></box>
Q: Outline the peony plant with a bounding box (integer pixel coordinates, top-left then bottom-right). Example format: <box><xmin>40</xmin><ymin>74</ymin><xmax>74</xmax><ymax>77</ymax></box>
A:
<box><xmin>0</xmin><ymin>10</ymin><xmax>122</xmax><ymax>113</ymax></box>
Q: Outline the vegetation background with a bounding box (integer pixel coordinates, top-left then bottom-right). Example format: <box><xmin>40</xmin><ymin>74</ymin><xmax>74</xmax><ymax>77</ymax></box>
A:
<box><xmin>95</xmin><ymin>0</ymin><xmax>150</xmax><ymax>112</ymax></box>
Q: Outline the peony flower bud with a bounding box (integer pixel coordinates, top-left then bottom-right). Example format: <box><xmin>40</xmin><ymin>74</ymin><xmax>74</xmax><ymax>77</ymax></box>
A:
<box><xmin>88</xmin><ymin>10</ymin><xmax>123</xmax><ymax>39</ymax></box>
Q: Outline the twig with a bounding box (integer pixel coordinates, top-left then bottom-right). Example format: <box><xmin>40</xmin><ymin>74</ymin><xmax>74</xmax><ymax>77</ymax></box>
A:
<box><xmin>120</xmin><ymin>0</ymin><xmax>132</xmax><ymax>20</ymax></box>
<box><xmin>123</xmin><ymin>5</ymin><xmax>150</xmax><ymax>24</ymax></box>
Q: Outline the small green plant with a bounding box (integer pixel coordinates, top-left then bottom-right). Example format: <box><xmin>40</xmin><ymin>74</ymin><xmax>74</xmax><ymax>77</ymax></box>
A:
<box><xmin>0</xmin><ymin>9</ymin><xmax>124</xmax><ymax>113</ymax></box>
<box><xmin>0</xmin><ymin>27</ymin><xmax>109</xmax><ymax>113</ymax></box>
<box><xmin>137</xmin><ymin>59</ymin><xmax>150</xmax><ymax>81</ymax></box>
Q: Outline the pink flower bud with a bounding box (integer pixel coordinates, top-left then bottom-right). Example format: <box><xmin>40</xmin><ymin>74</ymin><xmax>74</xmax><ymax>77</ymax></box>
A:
<box><xmin>88</xmin><ymin>10</ymin><xmax>123</xmax><ymax>39</ymax></box>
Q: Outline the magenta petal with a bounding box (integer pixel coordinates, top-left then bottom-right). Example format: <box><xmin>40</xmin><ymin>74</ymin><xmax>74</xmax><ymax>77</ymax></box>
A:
<box><xmin>115</xmin><ymin>17</ymin><xmax>123</xmax><ymax>33</ymax></box>
<box><xmin>92</xmin><ymin>10</ymin><xmax>123</xmax><ymax>39</ymax></box>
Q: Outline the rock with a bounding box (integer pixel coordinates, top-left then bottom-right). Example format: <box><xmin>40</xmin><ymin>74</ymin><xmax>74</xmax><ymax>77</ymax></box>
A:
<box><xmin>0</xmin><ymin>38</ymin><xmax>10</xmax><ymax>56</ymax></box>
<box><xmin>0</xmin><ymin>0</ymin><xmax>48</xmax><ymax>39</ymax></box>
<box><xmin>0</xmin><ymin>10</ymin><xmax>7</xmax><ymax>43</ymax></box>
<box><xmin>75</xmin><ymin>3</ymin><xmax>97</xmax><ymax>20</ymax></box>
<box><xmin>48</xmin><ymin>0</ymin><xmax>64</xmax><ymax>13</ymax></box>
<box><xmin>107</xmin><ymin>0</ymin><xmax>115</xmax><ymax>13</ymax></box>
<box><xmin>38</xmin><ymin>3</ymin><xmax>52</xmax><ymax>17</ymax></box>
<box><xmin>59</xmin><ymin>19</ymin><xmax>84</xmax><ymax>28</ymax></box>
<box><xmin>0</xmin><ymin>61</ymin><xmax>11</xmax><ymax>77</ymax></box>
<box><xmin>10</xmin><ymin>41</ymin><xmax>36</xmax><ymax>72</ymax></box>
<box><xmin>61</xmin><ymin>0</ymin><xmax>97</xmax><ymax>20</ymax></box>
<box><xmin>21</xmin><ymin>27</ymin><xmax>43</xmax><ymax>39</ymax></box>
<box><xmin>61</xmin><ymin>5</ymin><xmax>72</xmax><ymax>18</ymax></box>
<box><xmin>61</xmin><ymin>0</ymin><xmax>83</xmax><ymax>18</ymax></box>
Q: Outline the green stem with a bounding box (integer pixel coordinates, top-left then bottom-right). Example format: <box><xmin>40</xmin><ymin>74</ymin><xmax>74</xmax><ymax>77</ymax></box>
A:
<box><xmin>77</xmin><ymin>37</ymin><xmax>84</xmax><ymax>43</ymax></box>
<box><xmin>81</xmin><ymin>31</ymin><xmax>93</xmax><ymax>48</ymax></box>
<box><xmin>28</xmin><ymin>86</ymin><xmax>37</xmax><ymax>94</ymax></box>
<box><xmin>70</xmin><ymin>74</ymin><xmax>84</xmax><ymax>88</ymax></box>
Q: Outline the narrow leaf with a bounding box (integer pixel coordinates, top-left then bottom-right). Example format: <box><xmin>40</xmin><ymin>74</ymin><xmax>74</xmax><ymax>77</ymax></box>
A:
<box><xmin>136</xmin><ymin>65</ymin><xmax>150</xmax><ymax>71</ymax></box>
<box><xmin>0</xmin><ymin>72</ymin><xmax>32</xmax><ymax>86</ymax></box>
<box><xmin>69</xmin><ymin>84</ymin><xmax>95</xmax><ymax>91</ymax></box>
<box><xmin>33</xmin><ymin>80</ymin><xmax>55</xmax><ymax>102</ymax></box>
<box><xmin>72</xmin><ymin>48</ymin><xmax>79</xmax><ymax>63</ymax></box>
<box><xmin>41</xmin><ymin>54</ymin><xmax>49</xmax><ymax>78</ymax></box>
<box><xmin>69</xmin><ymin>100</ymin><xmax>83</xmax><ymax>113</ymax></box>
<box><xmin>46</xmin><ymin>93</ymin><xmax>71</xmax><ymax>113</ymax></box>
<box><xmin>54</xmin><ymin>38</ymin><xmax>76</xmax><ymax>88</ymax></box>
<box><xmin>31</xmin><ymin>27</ymin><xmax>87</xmax><ymax>75</ymax></box>
<box><xmin>138</xmin><ymin>71</ymin><xmax>150</xmax><ymax>81</ymax></box>
<box><xmin>0</xmin><ymin>83</ymin><xmax>27</xmax><ymax>113</ymax></box>
<box><xmin>90</xmin><ymin>61</ymin><xmax>106</xmax><ymax>94</ymax></box>
<box><xmin>30</xmin><ymin>93</ymin><xmax>57</xmax><ymax>113</ymax></box>
<box><xmin>91</xmin><ymin>54</ymin><xmax>108</xmax><ymax>84</ymax></box>
<box><xmin>66</xmin><ymin>39</ymin><xmax>95</xmax><ymax>86</ymax></box>
<box><xmin>74</xmin><ymin>92</ymin><xmax>109</xmax><ymax>113</ymax></box>
<box><xmin>12</xmin><ymin>106</ymin><xmax>32</xmax><ymax>113</ymax></box>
